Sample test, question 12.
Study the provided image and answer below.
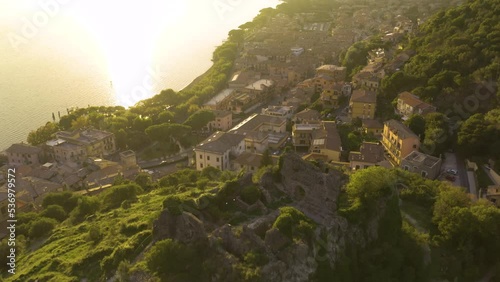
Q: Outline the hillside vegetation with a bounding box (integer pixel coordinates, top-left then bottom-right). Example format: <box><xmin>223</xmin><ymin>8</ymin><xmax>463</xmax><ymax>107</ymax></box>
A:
<box><xmin>1</xmin><ymin>155</ymin><xmax>499</xmax><ymax>281</ymax></box>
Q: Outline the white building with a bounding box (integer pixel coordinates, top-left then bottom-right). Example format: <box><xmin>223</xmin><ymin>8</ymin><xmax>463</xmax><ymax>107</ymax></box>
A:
<box><xmin>194</xmin><ymin>132</ymin><xmax>245</xmax><ymax>171</ymax></box>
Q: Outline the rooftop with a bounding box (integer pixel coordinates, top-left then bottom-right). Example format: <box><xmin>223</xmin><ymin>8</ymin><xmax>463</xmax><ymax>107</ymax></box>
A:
<box><xmin>350</xmin><ymin>89</ymin><xmax>377</xmax><ymax>104</ymax></box>
<box><xmin>294</xmin><ymin>123</ymin><xmax>322</xmax><ymax>131</ymax></box>
<box><xmin>230</xmin><ymin>114</ymin><xmax>286</xmax><ymax>132</ymax></box>
<box><xmin>362</xmin><ymin>119</ymin><xmax>383</xmax><ymax>129</ymax></box>
<box><xmin>120</xmin><ymin>150</ymin><xmax>136</xmax><ymax>157</ymax></box>
<box><xmin>213</xmin><ymin>110</ymin><xmax>232</xmax><ymax>118</ymax></box>
<box><xmin>56</xmin><ymin>129</ymin><xmax>113</xmax><ymax>144</ymax></box>
<box><xmin>6</xmin><ymin>143</ymin><xmax>41</xmax><ymax>155</ymax></box>
<box><xmin>204</xmin><ymin>89</ymin><xmax>235</xmax><ymax>106</ymax></box>
<box><xmin>245</xmin><ymin>79</ymin><xmax>274</xmax><ymax>91</ymax></box>
<box><xmin>195</xmin><ymin>132</ymin><xmax>245</xmax><ymax>154</ymax></box>
<box><xmin>398</xmin><ymin>91</ymin><xmax>427</xmax><ymax>107</ymax></box>
<box><xmin>349</xmin><ymin>142</ymin><xmax>384</xmax><ymax>163</ymax></box>
<box><xmin>316</xmin><ymin>65</ymin><xmax>346</xmax><ymax>72</ymax></box>
<box><xmin>385</xmin><ymin>119</ymin><xmax>419</xmax><ymax>140</ymax></box>
<box><xmin>402</xmin><ymin>151</ymin><xmax>441</xmax><ymax>168</ymax></box>
<box><xmin>294</xmin><ymin>109</ymin><xmax>321</xmax><ymax>121</ymax></box>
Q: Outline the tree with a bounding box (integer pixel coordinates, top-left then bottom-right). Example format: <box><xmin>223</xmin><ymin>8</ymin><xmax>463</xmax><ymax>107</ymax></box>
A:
<box><xmin>71</xmin><ymin>115</ymin><xmax>90</xmax><ymax>130</ymax></box>
<box><xmin>405</xmin><ymin>115</ymin><xmax>426</xmax><ymax>139</ymax></box>
<box><xmin>146</xmin><ymin>239</ymin><xmax>203</xmax><ymax>281</ymax></box>
<box><xmin>101</xmin><ymin>184</ymin><xmax>143</xmax><ymax>211</ymax></box>
<box><xmin>260</xmin><ymin>149</ymin><xmax>273</xmax><ymax>168</ymax></box>
<box><xmin>41</xmin><ymin>205</ymin><xmax>67</xmax><ymax>222</ymax></box>
<box><xmin>29</xmin><ymin>217</ymin><xmax>58</xmax><ymax>238</ymax></box>
<box><xmin>432</xmin><ymin>187</ymin><xmax>470</xmax><ymax>224</ymax></box>
<box><xmin>134</xmin><ymin>173</ymin><xmax>153</xmax><ymax>191</ymax></box>
<box><xmin>421</xmin><ymin>113</ymin><xmax>450</xmax><ymax>156</ymax></box>
<box><xmin>346</xmin><ymin>167</ymin><xmax>396</xmax><ymax>206</ymax></box>
<box><xmin>457</xmin><ymin>114</ymin><xmax>493</xmax><ymax>156</ymax></box>
<box><xmin>184</xmin><ymin>110</ymin><xmax>215</xmax><ymax>131</ymax></box>
<box><xmin>27</xmin><ymin>122</ymin><xmax>59</xmax><ymax>146</ymax></box>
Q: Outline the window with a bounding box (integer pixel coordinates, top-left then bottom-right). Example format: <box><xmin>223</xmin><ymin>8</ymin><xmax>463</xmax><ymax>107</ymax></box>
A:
<box><xmin>216</xmin><ymin>157</ymin><xmax>219</xmax><ymax>162</ymax></box>
<box><xmin>413</xmin><ymin>144</ymin><xmax>417</xmax><ymax>149</ymax></box>
<box><xmin>421</xmin><ymin>171</ymin><xmax>428</xmax><ymax>178</ymax></box>
<box><xmin>200</xmin><ymin>154</ymin><xmax>202</xmax><ymax>159</ymax></box>
<box><xmin>404</xmin><ymin>165</ymin><xmax>409</xmax><ymax>171</ymax></box>
<box><xmin>200</xmin><ymin>164</ymin><xmax>203</xmax><ymax>168</ymax></box>
<box><xmin>207</xmin><ymin>156</ymin><xmax>210</xmax><ymax>161</ymax></box>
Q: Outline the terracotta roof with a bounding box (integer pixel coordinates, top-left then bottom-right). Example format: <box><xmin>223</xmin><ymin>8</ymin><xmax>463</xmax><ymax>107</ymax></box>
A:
<box><xmin>398</xmin><ymin>92</ymin><xmax>423</xmax><ymax>107</ymax></box>
<box><xmin>350</xmin><ymin>89</ymin><xmax>377</xmax><ymax>104</ymax></box>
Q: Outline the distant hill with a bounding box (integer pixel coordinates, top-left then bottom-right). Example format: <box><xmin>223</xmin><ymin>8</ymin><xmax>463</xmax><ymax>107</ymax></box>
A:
<box><xmin>381</xmin><ymin>0</ymin><xmax>499</xmax><ymax>110</ymax></box>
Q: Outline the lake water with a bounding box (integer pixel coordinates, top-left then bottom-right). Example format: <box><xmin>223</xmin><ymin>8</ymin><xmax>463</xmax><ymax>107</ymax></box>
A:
<box><xmin>0</xmin><ymin>0</ymin><xmax>280</xmax><ymax>151</ymax></box>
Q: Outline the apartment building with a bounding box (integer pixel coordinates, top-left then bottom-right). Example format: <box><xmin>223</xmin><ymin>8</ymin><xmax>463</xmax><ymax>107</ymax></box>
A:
<box><xmin>382</xmin><ymin>120</ymin><xmax>420</xmax><ymax>165</ymax></box>
<box><xmin>349</xmin><ymin>89</ymin><xmax>377</xmax><ymax>119</ymax></box>
<box><xmin>194</xmin><ymin>132</ymin><xmax>245</xmax><ymax>171</ymax></box>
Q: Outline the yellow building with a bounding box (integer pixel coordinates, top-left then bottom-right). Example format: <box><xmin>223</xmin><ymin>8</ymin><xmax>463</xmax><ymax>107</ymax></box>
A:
<box><xmin>208</xmin><ymin>110</ymin><xmax>233</xmax><ymax>132</ymax></box>
<box><xmin>362</xmin><ymin>119</ymin><xmax>383</xmax><ymax>136</ymax></box>
<box><xmin>320</xmin><ymin>85</ymin><xmax>343</xmax><ymax>109</ymax></box>
<box><xmin>381</xmin><ymin>120</ymin><xmax>420</xmax><ymax>166</ymax></box>
<box><xmin>47</xmin><ymin>129</ymin><xmax>116</xmax><ymax>164</ymax></box>
<box><xmin>349</xmin><ymin>89</ymin><xmax>377</xmax><ymax>119</ymax></box>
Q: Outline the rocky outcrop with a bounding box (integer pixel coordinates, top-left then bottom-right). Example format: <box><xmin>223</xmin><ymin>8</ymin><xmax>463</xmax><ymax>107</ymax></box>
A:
<box><xmin>150</xmin><ymin>152</ymin><xmax>395</xmax><ymax>282</ymax></box>
<box><xmin>152</xmin><ymin>210</ymin><xmax>206</xmax><ymax>244</ymax></box>
<box><xmin>261</xmin><ymin>153</ymin><xmax>344</xmax><ymax>225</ymax></box>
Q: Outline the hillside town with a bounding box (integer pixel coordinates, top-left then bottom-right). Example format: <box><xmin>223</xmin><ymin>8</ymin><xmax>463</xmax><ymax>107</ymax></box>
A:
<box><xmin>2</xmin><ymin>0</ymin><xmax>500</xmax><ymax>280</ymax></box>
<box><xmin>0</xmin><ymin>0</ymin><xmax>498</xmax><ymax>227</ymax></box>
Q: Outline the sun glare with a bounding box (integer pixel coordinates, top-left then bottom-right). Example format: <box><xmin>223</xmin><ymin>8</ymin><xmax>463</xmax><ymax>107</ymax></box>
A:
<box><xmin>66</xmin><ymin>1</ymin><xmax>187</xmax><ymax>107</ymax></box>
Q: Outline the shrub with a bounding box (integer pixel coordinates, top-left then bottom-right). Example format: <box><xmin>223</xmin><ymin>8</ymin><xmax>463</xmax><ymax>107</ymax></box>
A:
<box><xmin>272</xmin><ymin>207</ymin><xmax>316</xmax><ymax>240</ymax></box>
<box><xmin>70</xmin><ymin>196</ymin><xmax>101</xmax><ymax>224</ymax></box>
<box><xmin>42</xmin><ymin>191</ymin><xmax>81</xmax><ymax>214</ymax></box>
<box><xmin>101</xmin><ymin>230</ymin><xmax>152</xmax><ymax>274</ymax></box>
<box><xmin>41</xmin><ymin>205</ymin><xmax>67</xmax><ymax>222</ymax></box>
<box><xmin>29</xmin><ymin>217</ymin><xmax>58</xmax><ymax>238</ymax></box>
<box><xmin>240</xmin><ymin>185</ymin><xmax>262</xmax><ymax>205</ymax></box>
<box><xmin>159</xmin><ymin>175</ymin><xmax>178</xmax><ymax>187</ymax></box>
<box><xmin>145</xmin><ymin>239</ymin><xmax>203</xmax><ymax>280</ymax></box>
<box><xmin>88</xmin><ymin>225</ymin><xmax>102</xmax><ymax>243</ymax></box>
<box><xmin>101</xmin><ymin>184</ymin><xmax>143</xmax><ymax>211</ymax></box>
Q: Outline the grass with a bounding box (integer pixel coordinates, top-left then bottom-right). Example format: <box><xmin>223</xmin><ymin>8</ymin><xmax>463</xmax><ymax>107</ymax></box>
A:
<box><xmin>6</xmin><ymin>191</ymin><xmax>166</xmax><ymax>281</ymax></box>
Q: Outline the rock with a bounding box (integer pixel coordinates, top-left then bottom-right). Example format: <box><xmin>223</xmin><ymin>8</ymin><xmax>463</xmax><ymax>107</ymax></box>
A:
<box><xmin>263</xmin><ymin>153</ymin><xmax>344</xmax><ymax>225</ymax></box>
<box><xmin>265</xmin><ymin>228</ymin><xmax>292</xmax><ymax>253</ymax></box>
<box><xmin>152</xmin><ymin>210</ymin><xmax>206</xmax><ymax>244</ymax></box>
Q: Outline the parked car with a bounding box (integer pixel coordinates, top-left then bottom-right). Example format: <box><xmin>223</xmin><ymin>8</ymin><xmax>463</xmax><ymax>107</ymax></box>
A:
<box><xmin>484</xmin><ymin>164</ymin><xmax>491</xmax><ymax>171</ymax></box>
<box><xmin>445</xmin><ymin>175</ymin><xmax>456</xmax><ymax>181</ymax></box>
<box><xmin>446</xmin><ymin>169</ymin><xmax>458</xmax><ymax>175</ymax></box>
